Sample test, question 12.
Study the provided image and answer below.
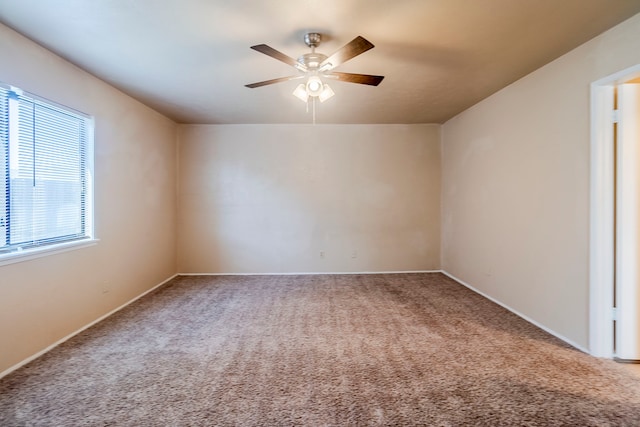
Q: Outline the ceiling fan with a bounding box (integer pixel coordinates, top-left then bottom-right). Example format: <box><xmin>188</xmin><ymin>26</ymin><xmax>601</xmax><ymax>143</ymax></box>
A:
<box><xmin>245</xmin><ymin>33</ymin><xmax>384</xmax><ymax>103</ymax></box>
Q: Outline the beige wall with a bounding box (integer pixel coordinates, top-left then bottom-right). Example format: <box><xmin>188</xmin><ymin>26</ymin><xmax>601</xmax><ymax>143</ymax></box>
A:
<box><xmin>441</xmin><ymin>13</ymin><xmax>640</xmax><ymax>349</ymax></box>
<box><xmin>178</xmin><ymin>124</ymin><xmax>441</xmax><ymax>273</ymax></box>
<box><xmin>0</xmin><ymin>24</ymin><xmax>178</xmax><ymax>373</ymax></box>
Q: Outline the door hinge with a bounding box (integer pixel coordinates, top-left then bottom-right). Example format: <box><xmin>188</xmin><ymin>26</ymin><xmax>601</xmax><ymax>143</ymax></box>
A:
<box><xmin>612</xmin><ymin>307</ymin><xmax>618</xmax><ymax>321</ymax></box>
<box><xmin>612</xmin><ymin>109</ymin><xmax>620</xmax><ymax>123</ymax></box>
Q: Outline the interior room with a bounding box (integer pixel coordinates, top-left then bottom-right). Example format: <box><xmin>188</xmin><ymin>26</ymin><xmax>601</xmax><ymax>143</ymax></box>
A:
<box><xmin>1</xmin><ymin>0</ymin><xmax>640</xmax><ymax>424</ymax></box>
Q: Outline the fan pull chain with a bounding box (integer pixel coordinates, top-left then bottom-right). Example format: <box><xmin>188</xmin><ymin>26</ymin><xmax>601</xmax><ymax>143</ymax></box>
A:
<box><xmin>312</xmin><ymin>97</ymin><xmax>316</xmax><ymax>125</ymax></box>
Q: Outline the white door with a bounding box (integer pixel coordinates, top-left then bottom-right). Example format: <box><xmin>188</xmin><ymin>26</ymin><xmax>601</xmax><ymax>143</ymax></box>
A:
<box><xmin>615</xmin><ymin>83</ymin><xmax>640</xmax><ymax>361</ymax></box>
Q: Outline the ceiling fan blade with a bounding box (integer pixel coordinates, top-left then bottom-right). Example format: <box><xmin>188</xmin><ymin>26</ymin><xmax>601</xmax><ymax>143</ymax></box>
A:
<box><xmin>326</xmin><ymin>72</ymin><xmax>384</xmax><ymax>86</ymax></box>
<box><xmin>245</xmin><ymin>75</ymin><xmax>303</xmax><ymax>88</ymax></box>
<box><xmin>250</xmin><ymin>44</ymin><xmax>306</xmax><ymax>71</ymax></box>
<box><xmin>319</xmin><ymin>36</ymin><xmax>375</xmax><ymax>70</ymax></box>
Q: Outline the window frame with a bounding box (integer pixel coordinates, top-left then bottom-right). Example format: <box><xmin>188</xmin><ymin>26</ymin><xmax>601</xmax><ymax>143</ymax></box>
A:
<box><xmin>0</xmin><ymin>83</ymin><xmax>96</xmax><ymax>266</ymax></box>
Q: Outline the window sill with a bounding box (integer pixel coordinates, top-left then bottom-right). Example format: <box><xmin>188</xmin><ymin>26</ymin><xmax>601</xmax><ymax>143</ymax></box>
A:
<box><xmin>0</xmin><ymin>239</ymin><xmax>99</xmax><ymax>267</ymax></box>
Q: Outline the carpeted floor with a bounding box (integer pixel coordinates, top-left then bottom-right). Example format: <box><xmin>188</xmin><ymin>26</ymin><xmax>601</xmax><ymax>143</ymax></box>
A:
<box><xmin>1</xmin><ymin>273</ymin><xmax>640</xmax><ymax>426</ymax></box>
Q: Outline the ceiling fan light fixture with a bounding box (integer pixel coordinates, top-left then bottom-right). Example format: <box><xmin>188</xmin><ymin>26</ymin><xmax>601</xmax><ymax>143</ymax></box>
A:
<box><xmin>293</xmin><ymin>84</ymin><xmax>309</xmax><ymax>102</ymax></box>
<box><xmin>306</xmin><ymin>76</ymin><xmax>323</xmax><ymax>96</ymax></box>
<box><xmin>319</xmin><ymin>84</ymin><xmax>335</xmax><ymax>103</ymax></box>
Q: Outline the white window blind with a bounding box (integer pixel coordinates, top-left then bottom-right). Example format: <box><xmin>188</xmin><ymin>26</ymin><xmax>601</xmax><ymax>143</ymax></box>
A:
<box><xmin>0</xmin><ymin>83</ymin><xmax>93</xmax><ymax>255</ymax></box>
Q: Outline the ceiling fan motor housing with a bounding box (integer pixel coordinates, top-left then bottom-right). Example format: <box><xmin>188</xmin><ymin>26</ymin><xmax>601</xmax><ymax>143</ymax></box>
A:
<box><xmin>297</xmin><ymin>52</ymin><xmax>328</xmax><ymax>70</ymax></box>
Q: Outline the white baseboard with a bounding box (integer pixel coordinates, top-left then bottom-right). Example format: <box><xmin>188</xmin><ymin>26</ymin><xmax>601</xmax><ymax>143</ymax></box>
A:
<box><xmin>441</xmin><ymin>270</ymin><xmax>590</xmax><ymax>354</ymax></box>
<box><xmin>178</xmin><ymin>270</ymin><xmax>442</xmax><ymax>276</ymax></box>
<box><xmin>0</xmin><ymin>273</ymin><xmax>179</xmax><ymax>380</ymax></box>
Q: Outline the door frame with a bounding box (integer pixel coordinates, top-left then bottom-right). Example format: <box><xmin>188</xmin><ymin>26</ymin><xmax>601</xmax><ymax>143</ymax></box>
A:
<box><xmin>590</xmin><ymin>64</ymin><xmax>640</xmax><ymax>357</ymax></box>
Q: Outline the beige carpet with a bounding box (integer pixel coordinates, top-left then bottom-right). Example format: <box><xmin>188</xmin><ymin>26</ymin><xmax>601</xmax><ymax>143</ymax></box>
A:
<box><xmin>1</xmin><ymin>273</ymin><xmax>640</xmax><ymax>426</ymax></box>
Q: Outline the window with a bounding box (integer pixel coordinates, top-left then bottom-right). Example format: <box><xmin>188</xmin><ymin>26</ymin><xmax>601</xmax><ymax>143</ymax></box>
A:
<box><xmin>0</xmin><ymin>82</ymin><xmax>94</xmax><ymax>263</ymax></box>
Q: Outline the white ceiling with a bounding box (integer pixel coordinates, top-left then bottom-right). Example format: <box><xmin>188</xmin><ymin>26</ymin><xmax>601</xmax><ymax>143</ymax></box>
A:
<box><xmin>1</xmin><ymin>0</ymin><xmax>639</xmax><ymax>124</ymax></box>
